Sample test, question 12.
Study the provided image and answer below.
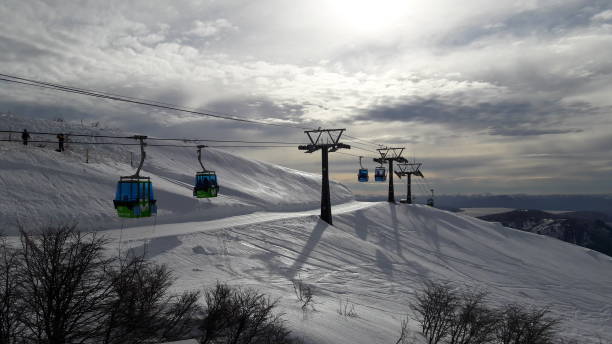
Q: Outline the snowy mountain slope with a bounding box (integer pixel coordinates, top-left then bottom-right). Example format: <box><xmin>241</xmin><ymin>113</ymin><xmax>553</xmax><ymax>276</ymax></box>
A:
<box><xmin>2</xmin><ymin>115</ymin><xmax>612</xmax><ymax>343</ymax></box>
<box><xmin>109</xmin><ymin>203</ymin><xmax>612</xmax><ymax>344</ymax></box>
<box><xmin>0</xmin><ymin>115</ymin><xmax>352</xmax><ymax>234</ymax></box>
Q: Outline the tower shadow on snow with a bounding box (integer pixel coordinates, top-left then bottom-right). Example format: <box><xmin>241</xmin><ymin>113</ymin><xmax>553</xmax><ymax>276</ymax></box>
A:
<box><xmin>390</xmin><ymin>203</ymin><xmax>404</xmax><ymax>258</ymax></box>
<box><xmin>287</xmin><ymin>219</ymin><xmax>329</xmax><ymax>279</ymax></box>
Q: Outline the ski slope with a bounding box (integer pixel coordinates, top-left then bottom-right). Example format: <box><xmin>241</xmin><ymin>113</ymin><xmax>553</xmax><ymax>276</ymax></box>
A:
<box><xmin>103</xmin><ymin>203</ymin><xmax>611</xmax><ymax>344</ymax></box>
<box><xmin>0</xmin><ymin>115</ymin><xmax>352</xmax><ymax>235</ymax></box>
<box><xmin>2</xmin><ymin>115</ymin><xmax>612</xmax><ymax>343</ymax></box>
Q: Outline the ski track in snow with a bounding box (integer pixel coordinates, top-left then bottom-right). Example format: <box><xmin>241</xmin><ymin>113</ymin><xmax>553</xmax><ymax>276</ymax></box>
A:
<box><xmin>2</xmin><ymin>116</ymin><xmax>612</xmax><ymax>344</ymax></box>
<box><xmin>106</xmin><ymin>201</ymin><xmax>375</xmax><ymax>242</ymax></box>
<box><xmin>107</xmin><ymin>203</ymin><xmax>612</xmax><ymax>344</ymax></box>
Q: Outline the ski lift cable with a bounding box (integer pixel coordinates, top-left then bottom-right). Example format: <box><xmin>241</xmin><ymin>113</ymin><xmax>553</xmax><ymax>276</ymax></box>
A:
<box><xmin>343</xmin><ymin>134</ymin><xmax>385</xmax><ymax>148</ymax></box>
<box><xmin>0</xmin><ymin>129</ymin><xmax>306</xmax><ymax>145</ymax></box>
<box><xmin>332</xmin><ymin>150</ymin><xmax>377</xmax><ymax>159</ymax></box>
<box><xmin>0</xmin><ymin>73</ymin><xmax>391</xmax><ymax>148</ymax></box>
<box><xmin>0</xmin><ymin>139</ymin><xmax>296</xmax><ymax>148</ymax></box>
<box><xmin>0</xmin><ymin>74</ymin><xmax>310</xmax><ymax>130</ymax></box>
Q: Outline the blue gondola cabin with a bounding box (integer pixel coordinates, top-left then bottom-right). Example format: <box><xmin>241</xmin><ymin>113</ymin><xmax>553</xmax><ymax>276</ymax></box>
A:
<box><xmin>113</xmin><ymin>176</ymin><xmax>157</xmax><ymax>218</ymax></box>
<box><xmin>358</xmin><ymin>168</ymin><xmax>369</xmax><ymax>182</ymax></box>
<box><xmin>375</xmin><ymin>167</ymin><xmax>386</xmax><ymax>182</ymax></box>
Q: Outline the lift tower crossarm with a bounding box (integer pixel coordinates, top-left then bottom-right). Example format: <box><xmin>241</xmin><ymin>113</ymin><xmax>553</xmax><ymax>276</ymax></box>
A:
<box><xmin>298</xmin><ymin>128</ymin><xmax>350</xmax><ymax>225</ymax></box>
<box><xmin>395</xmin><ymin>162</ymin><xmax>424</xmax><ymax>204</ymax></box>
<box><xmin>373</xmin><ymin>147</ymin><xmax>407</xmax><ymax>203</ymax></box>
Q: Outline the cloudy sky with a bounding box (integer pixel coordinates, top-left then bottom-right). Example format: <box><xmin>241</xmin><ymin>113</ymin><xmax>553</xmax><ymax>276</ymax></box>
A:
<box><xmin>1</xmin><ymin>0</ymin><xmax>612</xmax><ymax>197</ymax></box>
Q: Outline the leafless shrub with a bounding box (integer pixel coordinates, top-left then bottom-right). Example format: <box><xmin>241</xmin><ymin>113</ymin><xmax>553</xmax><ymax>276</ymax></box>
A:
<box><xmin>292</xmin><ymin>279</ymin><xmax>315</xmax><ymax>311</ymax></box>
<box><xmin>411</xmin><ymin>280</ymin><xmax>563</xmax><ymax>344</ymax></box>
<box><xmin>395</xmin><ymin>317</ymin><xmax>424</xmax><ymax>344</ymax></box>
<box><xmin>18</xmin><ymin>225</ymin><xmax>114</xmax><ymax>344</ymax></box>
<box><xmin>101</xmin><ymin>254</ymin><xmax>201</xmax><ymax>344</ymax></box>
<box><xmin>447</xmin><ymin>289</ymin><xmax>498</xmax><ymax>344</ymax></box>
<box><xmin>199</xmin><ymin>282</ymin><xmax>296</xmax><ymax>344</ymax></box>
<box><xmin>495</xmin><ymin>303</ymin><xmax>560</xmax><ymax>344</ymax></box>
<box><xmin>0</xmin><ymin>236</ymin><xmax>25</xmax><ymax>344</ymax></box>
<box><xmin>3</xmin><ymin>225</ymin><xmax>200</xmax><ymax>344</ymax></box>
<box><xmin>337</xmin><ymin>297</ymin><xmax>359</xmax><ymax>318</ymax></box>
<box><xmin>396</xmin><ymin>318</ymin><xmax>410</xmax><ymax>344</ymax></box>
<box><xmin>412</xmin><ymin>280</ymin><xmax>458</xmax><ymax>344</ymax></box>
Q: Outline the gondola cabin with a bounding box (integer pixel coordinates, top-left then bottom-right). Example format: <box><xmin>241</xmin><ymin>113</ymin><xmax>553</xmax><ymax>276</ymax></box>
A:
<box><xmin>194</xmin><ymin>171</ymin><xmax>219</xmax><ymax>198</ymax></box>
<box><xmin>358</xmin><ymin>168</ymin><xmax>369</xmax><ymax>182</ymax></box>
<box><xmin>113</xmin><ymin>176</ymin><xmax>157</xmax><ymax>218</ymax></box>
<box><xmin>374</xmin><ymin>167</ymin><xmax>387</xmax><ymax>182</ymax></box>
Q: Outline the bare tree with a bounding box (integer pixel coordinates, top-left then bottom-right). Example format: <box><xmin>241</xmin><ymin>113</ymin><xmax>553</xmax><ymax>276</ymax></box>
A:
<box><xmin>101</xmin><ymin>254</ymin><xmax>201</xmax><ymax>344</ymax></box>
<box><xmin>447</xmin><ymin>290</ymin><xmax>497</xmax><ymax>344</ymax></box>
<box><xmin>199</xmin><ymin>282</ymin><xmax>295</xmax><ymax>344</ymax></box>
<box><xmin>2</xmin><ymin>226</ymin><xmax>202</xmax><ymax>344</ymax></box>
<box><xmin>0</xmin><ymin>236</ymin><xmax>25</xmax><ymax>344</ymax></box>
<box><xmin>18</xmin><ymin>225</ymin><xmax>114</xmax><ymax>344</ymax></box>
<box><xmin>495</xmin><ymin>303</ymin><xmax>560</xmax><ymax>344</ymax></box>
<box><xmin>412</xmin><ymin>280</ymin><xmax>458</xmax><ymax>344</ymax></box>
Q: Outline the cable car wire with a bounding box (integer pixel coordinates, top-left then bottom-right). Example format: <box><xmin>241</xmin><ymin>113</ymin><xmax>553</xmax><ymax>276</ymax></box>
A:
<box><xmin>0</xmin><ymin>129</ymin><xmax>306</xmax><ymax>145</ymax></box>
<box><xmin>0</xmin><ymin>138</ymin><xmax>296</xmax><ymax>148</ymax></box>
<box><xmin>0</xmin><ymin>73</ymin><xmax>311</xmax><ymax>130</ymax></box>
<box><xmin>0</xmin><ymin>73</ymin><xmax>392</xmax><ymax>148</ymax></box>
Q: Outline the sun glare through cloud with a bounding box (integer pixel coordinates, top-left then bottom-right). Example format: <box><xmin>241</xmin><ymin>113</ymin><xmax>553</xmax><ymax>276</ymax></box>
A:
<box><xmin>325</xmin><ymin>0</ymin><xmax>410</xmax><ymax>35</ymax></box>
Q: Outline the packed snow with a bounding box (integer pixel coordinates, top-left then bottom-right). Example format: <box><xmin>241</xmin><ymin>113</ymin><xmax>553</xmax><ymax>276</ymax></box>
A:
<box><xmin>2</xmin><ymin>116</ymin><xmax>612</xmax><ymax>343</ymax></box>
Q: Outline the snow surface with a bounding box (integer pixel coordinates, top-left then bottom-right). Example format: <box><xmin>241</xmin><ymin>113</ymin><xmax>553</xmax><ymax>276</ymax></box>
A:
<box><xmin>2</xmin><ymin>116</ymin><xmax>612</xmax><ymax>343</ymax></box>
<box><xmin>0</xmin><ymin>115</ymin><xmax>352</xmax><ymax>234</ymax></box>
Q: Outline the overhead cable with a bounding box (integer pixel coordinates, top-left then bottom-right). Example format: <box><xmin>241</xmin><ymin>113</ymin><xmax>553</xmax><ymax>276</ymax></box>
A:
<box><xmin>0</xmin><ymin>73</ymin><xmax>310</xmax><ymax>130</ymax></box>
<box><xmin>0</xmin><ymin>73</ymin><xmax>392</xmax><ymax>147</ymax></box>
<box><xmin>0</xmin><ymin>129</ymin><xmax>305</xmax><ymax>145</ymax></box>
<box><xmin>0</xmin><ymin>139</ymin><xmax>295</xmax><ymax>148</ymax></box>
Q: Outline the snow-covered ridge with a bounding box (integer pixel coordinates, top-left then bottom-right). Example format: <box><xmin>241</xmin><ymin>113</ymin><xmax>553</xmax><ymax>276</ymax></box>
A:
<box><xmin>111</xmin><ymin>202</ymin><xmax>612</xmax><ymax>344</ymax></box>
<box><xmin>0</xmin><ymin>115</ymin><xmax>353</xmax><ymax>234</ymax></box>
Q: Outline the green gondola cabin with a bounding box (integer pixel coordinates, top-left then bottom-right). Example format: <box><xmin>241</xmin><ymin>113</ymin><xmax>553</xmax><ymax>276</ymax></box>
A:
<box><xmin>193</xmin><ymin>171</ymin><xmax>219</xmax><ymax>198</ymax></box>
<box><xmin>113</xmin><ymin>176</ymin><xmax>157</xmax><ymax>218</ymax></box>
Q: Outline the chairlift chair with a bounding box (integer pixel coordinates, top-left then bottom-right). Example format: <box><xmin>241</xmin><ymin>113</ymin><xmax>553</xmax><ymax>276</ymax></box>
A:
<box><xmin>193</xmin><ymin>146</ymin><xmax>219</xmax><ymax>198</ymax></box>
<box><xmin>113</xmin><ymin>136</ymin><xmax>157</xmax><ymax>218</ymax></box>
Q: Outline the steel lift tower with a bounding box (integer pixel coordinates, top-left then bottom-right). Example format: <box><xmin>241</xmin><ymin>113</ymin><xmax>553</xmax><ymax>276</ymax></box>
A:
<box><xmin>395</xmin><ymin>162</ymin><xmax>424</xmax><ymax>204</ymax></box>
<box><xmin>299</xmin><ymin>129</ymin><xmax>350</xmax><ymax>225</ymax></box>
<box><xmin>373</xmin><ymin>147</ymin><xmax>408</xmax><ymax>203</ymax></box>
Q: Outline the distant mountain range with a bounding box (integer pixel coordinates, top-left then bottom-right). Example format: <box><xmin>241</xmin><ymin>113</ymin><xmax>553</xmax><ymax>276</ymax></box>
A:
<box><xmin>355</xmin><ymin>194</ymin><xmax>612</xmax><ymax>217</ymax></box>
<box><xmin>479</xmin><ymin>210</ymin><xmax>612</xmax><ymax>257</ymax></box>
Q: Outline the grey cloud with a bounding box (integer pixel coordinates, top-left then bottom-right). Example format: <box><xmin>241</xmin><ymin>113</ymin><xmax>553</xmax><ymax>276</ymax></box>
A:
<box><xmin>488</xmin><ymin>128</ymin><xmax>583</xmax><ymax>137</ymax></box>
<box><xmin>439</xmin><ymin>0</ymin><xmax>612</xmax><ymax>47</ymax></box>
<box><xmin>0</xmin><ymin>35</ymin><xmax>56</xmax><ymax>61</ymax></box>
<box><xmin>0</xmin><ymin>99</ymin><xmax>95</xmax><ymax>123</ymax></box>
<box><xmin>202</xmin><ymin>96</ymin><xmax>306</xmax><ymax>122</ymax></box>
<box><xmin>360</xmin><ymin>98</ymin><xmax>596</xmax><ymax>137</ymax></box>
